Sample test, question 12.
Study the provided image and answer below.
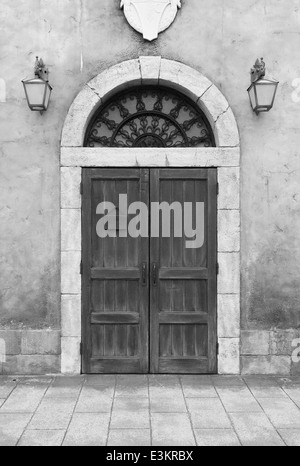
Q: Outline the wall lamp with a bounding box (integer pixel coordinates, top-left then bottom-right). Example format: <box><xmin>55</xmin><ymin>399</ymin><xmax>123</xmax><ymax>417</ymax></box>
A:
<box><xmin>247</xmin><ymin>58</ymin><xmax>279</xmax><ymax>115</ymax></box>
<box><xmin>22</xmin><ymin>57</ymin><xmax>52</xmax><ymax>114</ymax></box>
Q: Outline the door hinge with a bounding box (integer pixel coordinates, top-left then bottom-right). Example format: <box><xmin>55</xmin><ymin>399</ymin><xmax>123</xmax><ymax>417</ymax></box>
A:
<box><xmin>80</xmin><ymin>182</ymin><xmax>83</xmax><ymax>195</ymax></box>
<box><xmin>216</xmin><ymin>263</ymin><xmax>219</xmax><ymax>275</ymax></box>
<box><xmin>80</xmin><ymin>260</ymin><xmax>83</xmax><ymax>275</ymax></box>
<box><xmin>80</xmin><ymin>342</ymin><xmax>83</xmax><ymax>356</ymax></box>
<box><xmin>217</xmin><ymin>342</ymin><xmax>219</xmax><ymax>355</ymax></box>
<box><xmin>217</xmin><ymin>182</ymin><xmax>219</xmax><ymax>196</ymax></box>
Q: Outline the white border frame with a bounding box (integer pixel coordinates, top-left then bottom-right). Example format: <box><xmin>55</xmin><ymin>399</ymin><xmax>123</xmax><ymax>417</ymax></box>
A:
<box><xmin>60</xmin><ymin>57</ymin><xmax>241</xmax><ymax>375</ymax></box>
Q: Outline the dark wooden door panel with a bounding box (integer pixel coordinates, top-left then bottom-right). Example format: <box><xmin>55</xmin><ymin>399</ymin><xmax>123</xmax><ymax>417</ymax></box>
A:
<box><xmin>150</xmin><ymin>168</ymin><xmax>217</xmax><ymax>374</ymax></box>
<box><xmin>82</xmin><ymin>167</ymin><xmax>217</xmax><ymax>374</ymax></box>
<box><xmin>82</xmin><ymin>168</ymin><xmax>149</xmax><ymax>374</ymax></box>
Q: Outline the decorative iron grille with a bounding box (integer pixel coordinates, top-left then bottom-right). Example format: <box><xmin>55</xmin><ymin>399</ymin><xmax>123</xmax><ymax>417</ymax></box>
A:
<box><xmin>84</xmin><ymin>86</ymin><xmax>215</xmax><ymax>148</ymax></box>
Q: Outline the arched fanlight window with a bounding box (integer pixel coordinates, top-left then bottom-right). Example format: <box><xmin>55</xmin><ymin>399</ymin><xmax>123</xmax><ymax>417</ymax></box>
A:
<box><xmin>84</xmin><ymin>86</ymin><xmax>215</xmax><ymax>148</ymax></box>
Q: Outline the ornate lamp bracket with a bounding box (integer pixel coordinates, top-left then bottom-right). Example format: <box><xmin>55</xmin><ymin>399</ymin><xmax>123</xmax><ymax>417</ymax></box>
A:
<box><xmin>34</xmin><ymin>56</ymin><xmax>49</xmax><ymax>82</ymax></box>
<box><xmin>250</xmin><ymin>57</ymin><xmax>266</xmax><ymax>83</ymax></box>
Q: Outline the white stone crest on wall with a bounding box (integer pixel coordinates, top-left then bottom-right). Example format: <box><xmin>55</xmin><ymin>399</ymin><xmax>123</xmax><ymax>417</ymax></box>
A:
<box><xmin>120</xmin><ymin>0</ymin><xmax>181</xmax><ymax>41</ymax></box>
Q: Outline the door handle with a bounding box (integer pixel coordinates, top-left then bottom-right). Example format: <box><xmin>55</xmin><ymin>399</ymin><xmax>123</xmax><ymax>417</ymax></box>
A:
<box><xmin>152</xmin><ymin>263</ymin><xmax>158</xmax><ymax>287</ymax></box>
<box><xmin>141</xmin><ymin>263</ymin><xmax>147</xmax><ymax>286</ymax></box>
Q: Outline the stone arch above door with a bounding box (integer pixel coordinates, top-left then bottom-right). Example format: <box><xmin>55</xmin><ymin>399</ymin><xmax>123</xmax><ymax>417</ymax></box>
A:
<box><xmin>61</xmin><ymin>57</ymin><xmax>239</xmax><ymax>149</ymax></box>
<box><xmin>60</xmin><ymin>57</ymin><xmax>241</xmax><ymax>376</ymax></box>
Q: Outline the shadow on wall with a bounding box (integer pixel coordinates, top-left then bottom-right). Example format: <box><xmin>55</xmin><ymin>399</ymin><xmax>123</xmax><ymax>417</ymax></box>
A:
<box><xmin>0</xmin><ymin>79</ymin><xmax>6</xmax><ymax>103</ymax></box>
<box><xmin>243</xmin><ymin>247</ymin><xmax>300</xmax><ymax>330</ymax></box>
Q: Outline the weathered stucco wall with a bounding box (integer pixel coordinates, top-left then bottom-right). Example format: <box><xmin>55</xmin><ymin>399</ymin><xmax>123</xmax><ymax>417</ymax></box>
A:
<box><xmin>0</xmin><ymin>0</ymin><xmax>300</xmax><ymax>373</ymax></box>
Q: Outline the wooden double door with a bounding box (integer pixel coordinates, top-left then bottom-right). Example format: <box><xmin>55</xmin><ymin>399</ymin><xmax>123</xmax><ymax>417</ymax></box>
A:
<box><xmin>82</xmin><ymin>168</ymin><xmax>217</xmax><ymax>374</ymax></box>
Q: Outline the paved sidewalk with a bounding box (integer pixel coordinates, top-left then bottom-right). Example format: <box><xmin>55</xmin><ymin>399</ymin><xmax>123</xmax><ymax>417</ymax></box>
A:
<box><xmin>0</xmin><ymin>375</ymin><xmax>300</xmax><ymax>446</ymax></box>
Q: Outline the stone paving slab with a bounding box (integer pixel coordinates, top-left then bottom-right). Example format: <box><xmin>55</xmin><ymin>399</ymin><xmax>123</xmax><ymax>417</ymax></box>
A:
<box><xmin>28</xmin><ymin>397</ymin><xmax>76</xmax><ymax>430</ymax></box>
<box><xmin>278</xmin><ymin>429</ymin><xmax>300</xmax><ymax>447</ymax></box>
<box><xmin>85</xmin><ymin>375</ymin><xmax>116</xmax><ymax>387</ymax></box>
<box><xmin>0</xmin><ymin>381</ymin><xmax>17</xmax><ymax>399</ymax></box>
<box><xmin>277</xmin><ymin>377</ymin><xmax>300</xmax><ymax>388</ymax></box>
<box><xmin>108</xmin><ymin>429</ymin><xmax>151</xmax><ymax>447</ymax></box>
<box><xmin>44</xmin><ymin>376</ymin><xmax>84</xmax><ymax>400</ymax></box>
<box><xmin>244</xmin><ymin>376</ymin><xmax>288</xmax><ymax>399</ymax></box>
<box><xmin>211</xmin><ymin>376</ymin><xmax>246</xmax><ymax>387</ymax></box>
<box><xmin>229</xmin><ymin>412</ymin><xmax>285</xmax><ymax>446</ymax></box>
<box><xmin>115</xmin><ymin>375</ymin><xmax>148</xmax><ymax>398</ymax></box>
<box><xmin>194</xmin><ymin>429</ymin><xmax>241</xmax><ymax>446</ymax></box>
<box><xmin>281</xmin><ymin>387</ymin><xmax>300</xmax><ymax>408</ymax></box>
<box><xmin>181</xmin><ymin>377</ymin><xmax>218</xmax><ymax>398</ymax></box>
<box><xmin>186</xmin><ymin>398</ymin><xmax>232</xmax><ymax>429</ymax></box>
<box><xmin>149</xmin><ymin>375</ymin><xmax>183</xmax><ymax>393</ymax></box>
<box><xmin>113</xmin><ymin>397</ymin><xmax>149</xmax><ymax>411</ymax></box>
<box><xmin>216</xmin><ymin>387</ymin><xmax>262</xmax><ymax>413</ymax></box>
<box><xmin>44</xmin><ymin>385</ymin><xmax>81</xmax><ymax>401</ymax></box>
<box><xmin>0</xmin><ymin>413</ymin><xmax>32</xmax><ymax>446</ymax></box>
<box><xmin>18</xmin><ymin>430</ymin><xmax>66</xmax><ymax>447</ymax></box>
<box><xmin>110</xmin><ymin>409</ymin><xmax>150</xmax><ymax>430</ymax></box>
<box><xmin>63</xmin><ymin>413</ymin><xmax>110</xmax><ymax>446</ymax></box>
<box><xmin>52</xmin><ymin>376</ymin><xmax>85</xmax><ymax>387</ymax></box>
<box><xmin>17</xmin><ymin>377</ymin><xmax>54</xmax><ymax>386</ymax></box>
<box><xmin>257</xmin><ymin>398</ymin><xmax>300</xmax><ymax>429</ymax></box>
<box><xmin>150</xmin><ymin>394</ymin><xmax>187</xmax><ymax>413</ymax></box>
<box><xmin>75</xmin><ymin>386</ymin><xmax>114</xmax><ymax>413</ymax></box>
<box><xmin>0</xmin><ymin>384</ymin><xmax>49</xmax><ymax>413</ymax></box>
<box><xmin>110</xmin><ymin>397</ymin><xmax>151</xmax><ymax>430</ymax></box>
<box><xmin>151</xmin><ymin>413</ymin><xmax>195</xmax><ymax>446</ymax></box>
<box><xmin>0</xmin><ymin>375</ymin><xmax>299</xmax><ymax>446</ymax></box>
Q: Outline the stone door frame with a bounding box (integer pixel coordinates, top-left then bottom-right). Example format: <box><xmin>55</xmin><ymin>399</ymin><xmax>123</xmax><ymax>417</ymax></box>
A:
<box><xmin>60</xmin><ymin>56</ymin><xmax>241</xmax><ymax>375</ymax></box>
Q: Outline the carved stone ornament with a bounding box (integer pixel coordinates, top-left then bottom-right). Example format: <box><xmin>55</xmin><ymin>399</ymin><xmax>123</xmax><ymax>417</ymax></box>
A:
<box><xmin>120</xmin><ymin>0</ymin><xmax>181</xmax><ymax>42</ymax></box>
<box><xmin>250</xmin><ymin>57</ymin><xmax>266</xmax><ymax>83</ymax></box>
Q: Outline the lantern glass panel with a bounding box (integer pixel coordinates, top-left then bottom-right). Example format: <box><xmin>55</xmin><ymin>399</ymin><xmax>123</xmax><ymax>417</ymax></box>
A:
<box><xmin>44</xmin><ymin>83</ymin><xmax>52</xmax><ymax>110</ymax></box>
<box><xmin>24</xmin><ymin>79</ymin><xmax>47</xmax><ymax>108</ymax></box>
<box><xmin>255</xmin><ymin>79</ymin><xmax>278</xmax><ymax>107</ymax></box>
<box><xmin>248</xmin><ymin>84</ymin><xmax>257</xmax><ymax>110</ymax></box>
